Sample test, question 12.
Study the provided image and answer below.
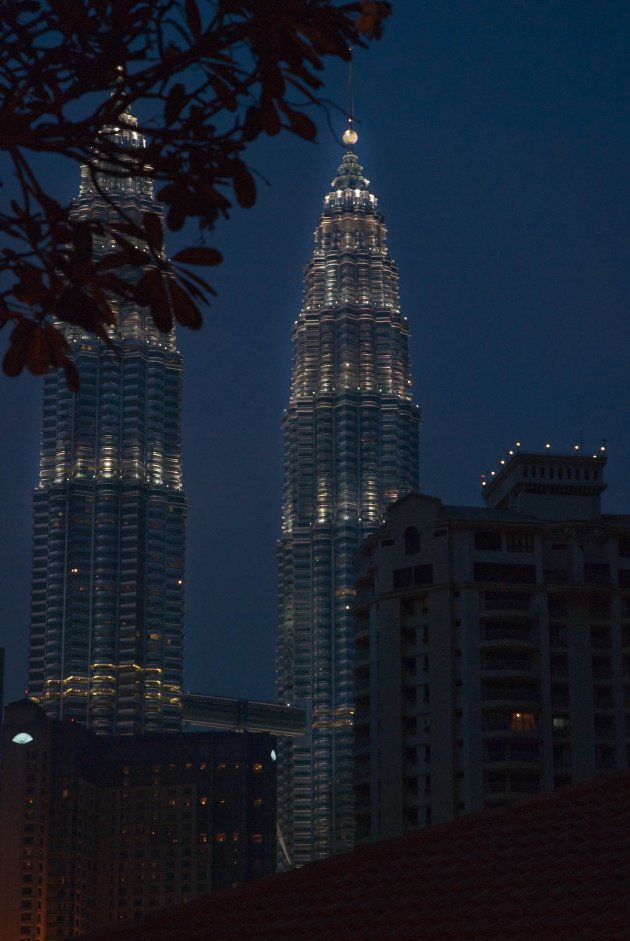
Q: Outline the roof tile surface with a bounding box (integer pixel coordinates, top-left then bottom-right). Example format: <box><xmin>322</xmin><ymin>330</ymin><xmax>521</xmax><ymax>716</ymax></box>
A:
<box><xmin>85</xmin><ymin>772</ymin><xmax>630</xmax><ymax>941</ymax></box>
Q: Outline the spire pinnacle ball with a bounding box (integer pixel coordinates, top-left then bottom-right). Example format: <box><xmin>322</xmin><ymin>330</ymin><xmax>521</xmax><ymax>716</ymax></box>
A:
<box><xmin>342</xmin><ymin>126</ymin><xmax>358</xmax><ymax>146</ymax></box>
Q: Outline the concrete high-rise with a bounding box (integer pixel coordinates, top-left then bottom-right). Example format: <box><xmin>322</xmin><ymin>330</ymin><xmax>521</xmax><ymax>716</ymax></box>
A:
<box><xmin>27</xmin><ymin>111</ymin><xmax>186</xmax><ymax>734</ymax></box>
<box><xmin>277</xmin><ymin>125</ymin><xmax>420</xmax><ymax>864</ymax></box>
<box><xmin>353</xmin><ymin>449</ymin><xmax>630</xmax><ymax>842</ymax></box>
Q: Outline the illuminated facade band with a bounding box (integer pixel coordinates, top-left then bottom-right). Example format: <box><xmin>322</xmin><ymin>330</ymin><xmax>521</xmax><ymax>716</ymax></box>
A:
<box><xmin>277</xmin><ymin>138</ymin><xmax>420</xmax><ymax>863</ymax></box>
<box><xmin>27</xmin><ymin>112</ymin><xmax>186</xmax><ymax>734</ymax></box>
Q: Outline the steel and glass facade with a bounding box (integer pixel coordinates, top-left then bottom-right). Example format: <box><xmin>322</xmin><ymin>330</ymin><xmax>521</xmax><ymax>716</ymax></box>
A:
<box><xmin>28</xmin><ymin>113</ymin><xmax>186</xmax><ymax>734</ymax></box>
<box><xmin>277</xmin><ymin>144</ymin><xmax>420</xmax><ymax>863</ymax></box>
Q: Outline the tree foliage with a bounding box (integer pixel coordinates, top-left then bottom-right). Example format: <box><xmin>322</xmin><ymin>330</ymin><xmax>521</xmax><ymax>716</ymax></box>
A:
<box><xmin>0</xmin><ymin>0</ymin><xmax>390</xmax><ymax>387</ymax></box>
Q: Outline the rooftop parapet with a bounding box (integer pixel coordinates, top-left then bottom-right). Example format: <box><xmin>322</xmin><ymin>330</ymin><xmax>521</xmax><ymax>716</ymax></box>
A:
<box><xmin>482</xmin><ymin>449</ymin><xmax>607</xmax><ymax>520</ymax></box>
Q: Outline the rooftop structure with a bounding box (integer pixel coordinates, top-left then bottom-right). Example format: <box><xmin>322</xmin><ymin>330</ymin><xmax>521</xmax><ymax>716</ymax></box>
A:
<box><xmin>482</xmin><ymin>447</ymin><xmax>608</xmax><ymax>518</ymax></box>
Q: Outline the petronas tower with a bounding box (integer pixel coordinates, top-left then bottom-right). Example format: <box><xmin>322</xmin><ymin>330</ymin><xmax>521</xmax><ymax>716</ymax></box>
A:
<box><xmin>277</xmin><ymin>127</ymin><xmax>420</xmax><ymax>864</ymax></box>
<box><xmin>27</xmin><ymin>112</ymin><xmax>186</xmax><ymax>734</ymax></box>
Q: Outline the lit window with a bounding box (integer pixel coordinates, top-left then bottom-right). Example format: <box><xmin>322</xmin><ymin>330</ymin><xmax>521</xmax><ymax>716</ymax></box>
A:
<box><xmin>553</xmin><ymin>716</ymin><xmax>570</xmax><ymax>733</ymax></box>
<box><xmin>510</xmin><ymin>712</ymin><xmax>537</xmax><ymax>731</ymax></box>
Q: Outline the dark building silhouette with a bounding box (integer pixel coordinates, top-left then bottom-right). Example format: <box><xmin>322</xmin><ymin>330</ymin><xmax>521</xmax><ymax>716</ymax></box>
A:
<box><xmin>353</xmin><ymin>448</ymin><xmax>630</xmax><ymax>841</ymax></box>
<box><xmin>0</xmin><ymin>700</ymin><xmax>276</xmax><ymax>940</ymax></box>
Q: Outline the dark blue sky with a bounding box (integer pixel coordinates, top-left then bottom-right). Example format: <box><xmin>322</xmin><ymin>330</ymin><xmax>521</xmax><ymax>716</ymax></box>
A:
<box><xmin>2</xmin><ymin>1</ymin><xmax>629</xmax><ymax>707</ymax></box>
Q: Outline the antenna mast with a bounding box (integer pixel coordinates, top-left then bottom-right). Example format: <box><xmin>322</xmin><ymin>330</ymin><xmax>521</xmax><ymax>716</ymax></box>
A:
<box><xmin>342</xmin><ymin>49</ymin><xmax>359</xmax><ymax>148</ymax></box>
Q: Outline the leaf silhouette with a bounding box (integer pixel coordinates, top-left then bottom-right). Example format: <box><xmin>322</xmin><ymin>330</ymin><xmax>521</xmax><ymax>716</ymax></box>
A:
<box><xmin>184</xmin><ymin>0</ymin><xmax>201</xmax><ymax>39</ymax></box>
<box><xmin>143</xmin><ymin>212</ymin><xmax>164</xmax><ymax>251</ymax></box>
<box><xmin>0</xmin><ymin>0</ymin><xmax>388</xmax><ymax>387</ymax></box>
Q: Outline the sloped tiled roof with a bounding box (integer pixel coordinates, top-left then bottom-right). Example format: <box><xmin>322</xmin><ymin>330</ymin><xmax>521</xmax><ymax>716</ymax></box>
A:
<box><xmin>86</xmin><ymin>773</ymin><xmax>630</xmax><ymax>941</ymax></box>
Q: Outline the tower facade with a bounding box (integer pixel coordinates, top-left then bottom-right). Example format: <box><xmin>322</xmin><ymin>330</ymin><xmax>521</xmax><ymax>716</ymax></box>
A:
<box><xmin>27</xmin><ymin>112</ymin><xmax>186</xmax><ymax>734</ymax></box>
<box><xmin>277</xmin><ymin>136</ymin><xmax>420</xmax><ymax>863</ymax></box>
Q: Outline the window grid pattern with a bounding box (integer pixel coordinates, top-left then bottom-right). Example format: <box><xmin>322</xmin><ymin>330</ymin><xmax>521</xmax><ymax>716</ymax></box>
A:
<box><xmin>28</xmin><ymin>111</ymin><xmax>186</xmax><ymax>735</ymax></box>
<box><xmin>277</xmin><ymin>150</ymin><xmax>420</xmax><ymax>865</ymax></box>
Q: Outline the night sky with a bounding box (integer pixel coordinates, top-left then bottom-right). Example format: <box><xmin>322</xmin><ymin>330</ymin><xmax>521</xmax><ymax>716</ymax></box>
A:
<box><xmin>1</xmin><ymin>1</ymin><xmax>629</xmax><ymax>709</ymax></box>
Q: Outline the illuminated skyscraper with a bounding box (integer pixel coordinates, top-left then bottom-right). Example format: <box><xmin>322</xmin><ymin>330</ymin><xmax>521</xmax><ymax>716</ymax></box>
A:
<box><xmin>277</xmin><ymin>126</ymin><xmax>420</xmax><ymax>863</ymax></box>
<box><xmin>27</xmin><ymin>111</ymin><xmax>186</xmax><ymax>734</ymax></box>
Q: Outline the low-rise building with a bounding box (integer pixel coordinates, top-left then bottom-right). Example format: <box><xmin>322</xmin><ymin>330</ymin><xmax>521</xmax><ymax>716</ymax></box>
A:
<box><xmin>0</xmin><ymin>700</ymin><xmax>277</xmax><ymax>940</ymax></box>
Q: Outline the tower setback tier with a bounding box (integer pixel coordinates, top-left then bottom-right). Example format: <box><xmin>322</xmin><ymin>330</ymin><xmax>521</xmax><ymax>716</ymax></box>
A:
<box><xmin>277</xmin><ymin>146</ymin><xmax>421</xmax><ymax>864</ymax></box>
<box><xmin>28</xmin><ymin>111</ymin><xmax>186</xmax><ymax>734</ymax></box>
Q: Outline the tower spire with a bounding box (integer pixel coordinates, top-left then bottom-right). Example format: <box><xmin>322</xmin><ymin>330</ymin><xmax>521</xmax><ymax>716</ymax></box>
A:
<box><xmin>277</xmin><ymin>114</ymin><xmax>420</xmax><ymax>867</ymax></box>
<box><xmin>341</xmin><ymin>50</ymin><xmax>358</xmax><ymax>149</ymax></box>
<box><xmin>28</xmin><ymin>94</ymin><xmax>187</xmax><ymax>735</ymax></box>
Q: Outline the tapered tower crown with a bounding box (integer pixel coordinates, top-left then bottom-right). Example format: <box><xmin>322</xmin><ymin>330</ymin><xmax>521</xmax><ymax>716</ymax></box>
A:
<box><xmin>331</xmin><ymin>151</ymin><xmax>369</xmax><ymax>190</ymax></box>
<box><xmin>277</xmin><ymin>139</ymin><xmax>420</xmax><ymax>865</ymax></box>
<box><xmin>28</xmin><ymin>106</ymin><xmax>186</xmax><ymax>735</ymax></box>
<box><xmin>78</xmin><ymin>108</ymin><xmax>154</xmax><ymax>201</ymax></box>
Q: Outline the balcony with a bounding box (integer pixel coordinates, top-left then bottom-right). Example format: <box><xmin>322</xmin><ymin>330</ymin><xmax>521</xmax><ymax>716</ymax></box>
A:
<box><xmin>481</xmin><ymin>624</ymin><xmax>536</xmax><ymax>645</ymax></box>
<box><xmin>482</xmin><ymin>709</ymin><xmax>539</xmax><ymax>734</ymax></box>
<box><xmin>483</xmin><ymin>772</ymin><xmax>541</xmax><ymax>796</ymax></box>
<box><xmin>544</xmin><ymin>570</ymin><xmax>571</xmax><ymax>585</ymax></box>
<box><xmin>481</xmin><ymin>681</ymin><xmax>541</xmax><ymax>707</ymax></box>
<box><xmin>482</xmin><ymin>656</ymin><xmax>536</xmax><ymax>675</ymax></box>
<box><xmin>482</xmin><ymin>743</ymin><xmax>541</xmax><ymax>766</ymax></box>
<box><xmin>482</xmin><ymin>593</ymin><xmax>534</xmax><ymax>616</ymax></box>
